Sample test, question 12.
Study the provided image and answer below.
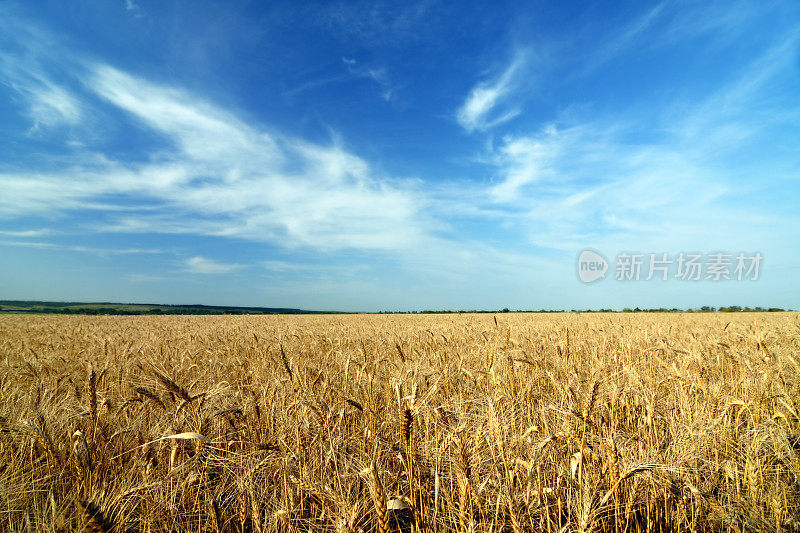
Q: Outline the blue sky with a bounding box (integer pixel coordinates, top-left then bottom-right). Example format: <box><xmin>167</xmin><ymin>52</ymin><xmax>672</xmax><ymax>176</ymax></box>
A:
<box><xmin>1</xmin><ymin>0</ymin><xmax>798</xmax><ymax>311</ymax></box>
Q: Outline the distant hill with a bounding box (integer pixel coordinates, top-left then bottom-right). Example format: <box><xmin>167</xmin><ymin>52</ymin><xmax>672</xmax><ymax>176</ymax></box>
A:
<box><xmin>0</xmin><ymin>300</ymin><xmax>327</xmax><ymax>315</ymax></box>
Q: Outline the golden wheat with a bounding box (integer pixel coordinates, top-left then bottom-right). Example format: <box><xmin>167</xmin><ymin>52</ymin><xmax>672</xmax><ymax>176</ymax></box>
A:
<box><xmin>0</xmin><ymin>312</ymin><xmax>797</xmax><ymax>532</ymax></box>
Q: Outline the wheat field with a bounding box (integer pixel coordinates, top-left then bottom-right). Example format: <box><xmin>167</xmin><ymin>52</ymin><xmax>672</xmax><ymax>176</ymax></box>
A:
<box><xmin>0</xmin><ymin>312</ymin><xmax>798</xmax><ymax>532</ymax></box>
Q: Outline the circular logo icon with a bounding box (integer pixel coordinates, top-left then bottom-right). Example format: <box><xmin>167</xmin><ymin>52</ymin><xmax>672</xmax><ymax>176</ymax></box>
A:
<box><xmin>577</xmin><ymin>249</ymin><xmax>608</xmax><ymax>283</ymax></box>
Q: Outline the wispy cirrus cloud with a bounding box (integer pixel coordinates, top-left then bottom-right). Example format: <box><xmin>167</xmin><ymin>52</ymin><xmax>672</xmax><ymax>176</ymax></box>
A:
<box><xmin>0</xmin><ymin>23</ymin><xmax>83</xmax><ymax>132</ymax></box>
<box><xmin>342</xmin><ymin>57</ymin><xmax>396</xmax><ymax>101</ymax></box>
<box><xmin>0</xmin><ymin>239</ymin><xmax>161</xmax><ymax>256</ymax></box>
<box><xmin>489</xmin><ymin>125</ymin><xmax>562</xmax><ymax>202</ymax></box>
<box><xmin>20</xmin><ymin>80</ymin><xmax>82</xmax><ymax>131</ymax></box>
<box><xmin>185</xmin><ymin>256</ymin><xmax>243</xmax><ymax>274</ymax></box>
<box><xmin>456</xmin><ymin>53</ymin><xmax>525</xmax><ymax>133</ymax></box>
<box><xmin>318</xmin><ymin>0</ymin><xmax>435</xmax><ymax>47</ymax></box>
<box><xmin>0</xmin><ymin>228</ymin><xmax>53</xmax><ymax>237</ymax></box>
<box><xmin>483</xmin><ymin>27</ymin><xmax>800</xmax><ymax>252</ymax></box>
<box><xmin>578</xmin><ymin>1</ymin><xmax>793</xmax><ymax>78</ymax></box>
<box><xmin>582</xmin><ymin>2</ymin><xmax>667</xmax><ymax>74</ymax></box>
<box><xmin>0</xmin><ymin>56</ymin><xmax>431</xmax><ymax>251</ymax></box>
<box><xmin>284</xmin><ymin>58</ymin><xmax>397</xmax><ymax>101</ymax></box>
<box><xmin>0</xmin><ymin>10</ymin><xmax>434</xmax><ymax>254</ymax></box>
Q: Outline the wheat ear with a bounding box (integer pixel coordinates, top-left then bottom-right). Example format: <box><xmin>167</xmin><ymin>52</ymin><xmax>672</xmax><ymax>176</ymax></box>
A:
<box><xmin>77</xmin><ymin>499</ymin><xmax>114</xmax><ymax>533</ymax></box>
<box><xmin>368</xmin><ymin>460</ymin><xmax>389</xmax><ymax>533</ymax></box>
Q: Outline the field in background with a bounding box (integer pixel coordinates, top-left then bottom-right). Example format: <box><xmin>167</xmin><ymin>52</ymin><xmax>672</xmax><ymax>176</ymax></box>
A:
<box><xmin>1</xmin><ymin>313</ymin><xmax>799</xmax><ymax>532</ymax></box>
<box><xmin>0</xmin><ymin>300</ymin><xmax>318</xmax><ymax>315</ymax></box>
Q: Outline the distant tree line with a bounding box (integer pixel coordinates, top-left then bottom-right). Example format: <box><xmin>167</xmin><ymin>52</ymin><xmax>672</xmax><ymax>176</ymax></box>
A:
<box><xmin>387</xmin><ymin>306</ymin><xmax>789</xmax><ymax>314</ymax></box>
<box><xmin>0</xmin><ymin>307</ymin><xmax>273</xmax><ymax>315</ymax></box>
<box><xmin>0</xmin><ymin>300</ymin><xmax>790</xmax><ymax>315</ymax></box>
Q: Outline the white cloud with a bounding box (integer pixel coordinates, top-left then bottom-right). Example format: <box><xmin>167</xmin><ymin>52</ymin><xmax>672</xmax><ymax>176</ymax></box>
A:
<box><xmin>0</xmin><ymin>229</ymin><xmax>53</xmax><ymax>237</ymax></box>
<box><xmin>482</xmin><ymin>33</ymin><xmax>800</xmax><ymax>253</ymax></box>
<box><xmin>584</xmin><ymin>2</ymin><xmax>667</xmax><ymax>73</ymax></box>
<box><xmin>91</xmin><ymin>65</ymin><xmax>270</xmax><ymax>164</ymax></box>
<box><xmin>0</xmin><ymin>240</ymin><xmax>161</xmax><ymax>255</ymax></box>
<box><xmin>490</xmin><ymin>130</ymin><xmax>559</xmax><ymax>202</ymax></box>
<box><xmin>579</xmin><ymin>1</ymin><xmax>786</xmax><ymax>78</ymax></box>
<box><xmin>320</xmin><ymin>1</ymin><xmax>434</xmax><ymax>47</ymax></box>
<box><xmin>24</xmin><ymin>81</ymin><xmax>82</xmax><ymax>130</ymax></box>
<box><xmin>342</xmin><ymin>57</ymin><xmax>396</xmax><ymax>101</ymax></box>
<box><xmin>283</xmin><ymin>58</ymin><xmax>397</xmax><ymax>101</ymax></box>
<box><xmin>261</xmin><ymin>260</ymin><xmax>304</xmax><ymax>272</ymax></box>
<box><xmin>185</xmin><ymin>256</ymin><xmax>243</xmax><ymax>274</ymax></box>
<box><xmin>0</xmin><ymin>64</ymin><xmax>430</xmax><ymax>251</ymax></box>
<box><xmin>456</xmin><ymin>54</ymin><xmax>524</xmax><ymax>132</ymax></box>
<box><xmin>0</xmin><ymin>17</ymin><xmax>83</xmax><ymax>132</ymax></box>
<box><xmin>1</xmin><ymin>60</ymin><xmax>82</xmax><ymax>131</ymax></box>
